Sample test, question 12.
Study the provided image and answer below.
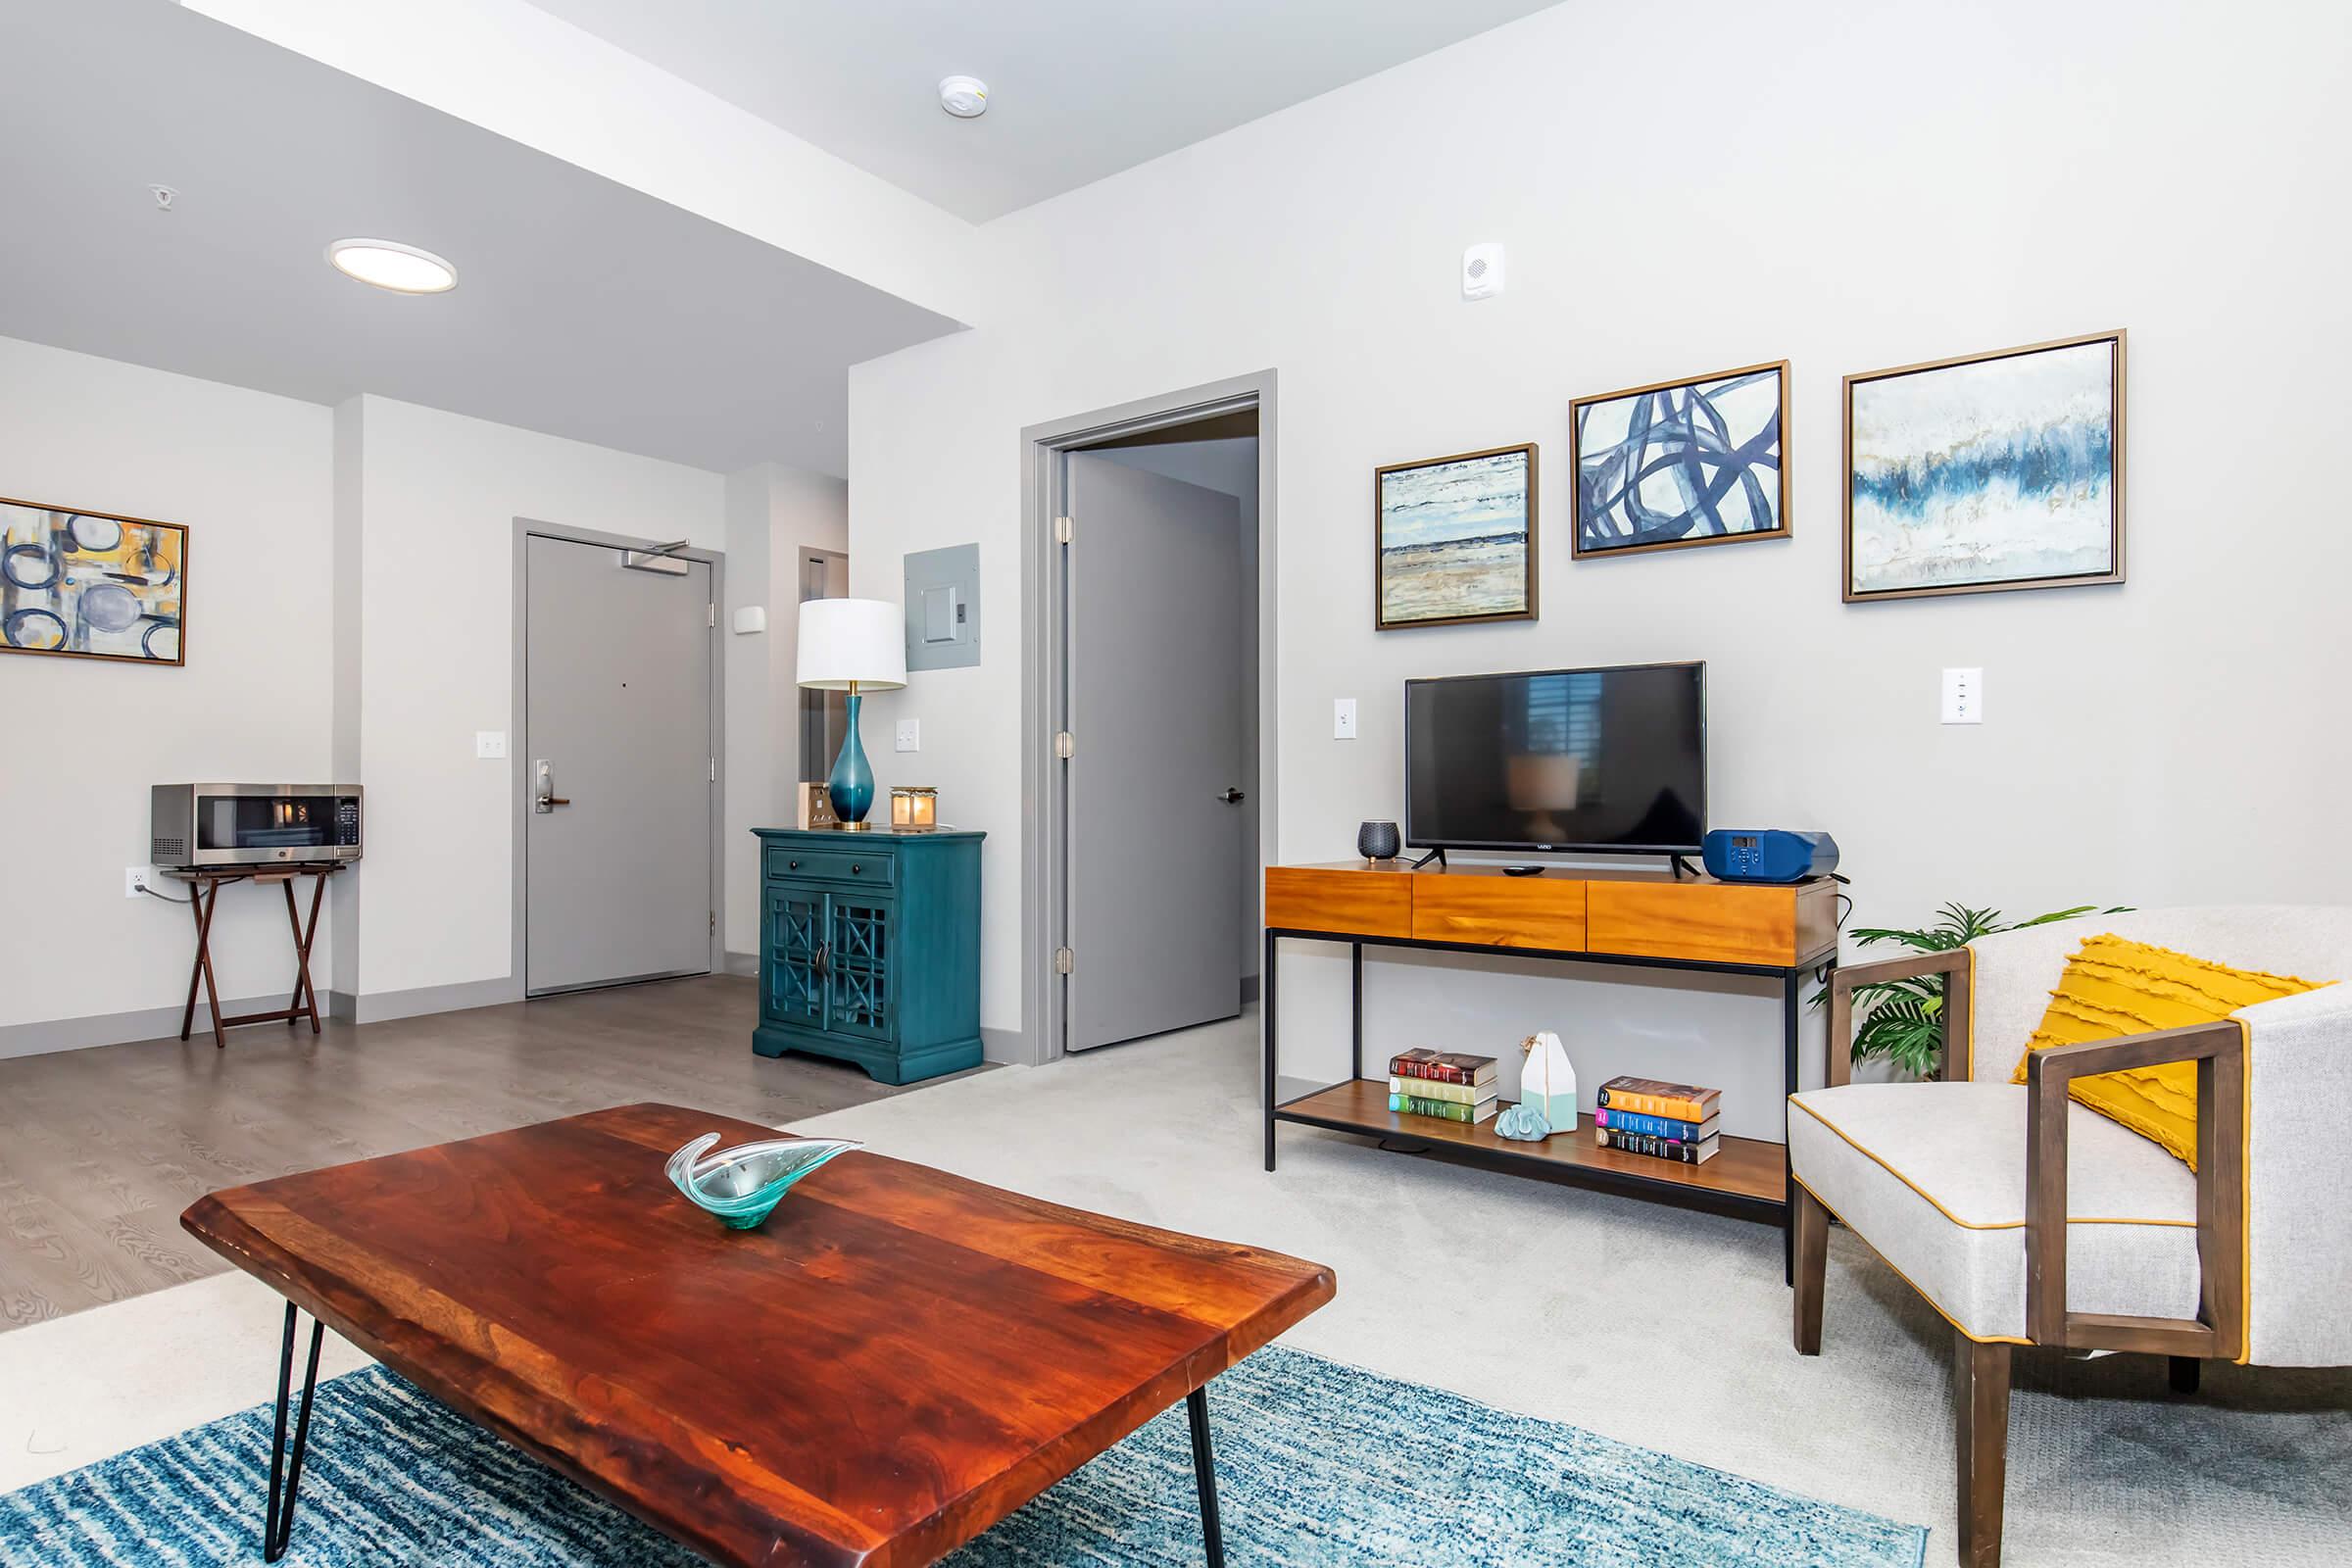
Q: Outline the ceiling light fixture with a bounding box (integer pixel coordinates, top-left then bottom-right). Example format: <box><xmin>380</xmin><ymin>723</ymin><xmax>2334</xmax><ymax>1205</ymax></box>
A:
<box><xmin>325</xmin><ymin>238</ymin><xmax>458</xmax><ymax>295</ymax></box>
<box><xmin>938</xmin><ymin>75</ymin><xmax>989</xmax><ymax>119</ymax></box>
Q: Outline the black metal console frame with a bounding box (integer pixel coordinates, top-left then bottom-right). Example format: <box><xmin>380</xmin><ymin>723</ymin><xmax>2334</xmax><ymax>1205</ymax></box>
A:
<box><xmin>1260</xmin><ymin>925</ymin><xmax>1837</xmax><ymax>1283</ymax></box>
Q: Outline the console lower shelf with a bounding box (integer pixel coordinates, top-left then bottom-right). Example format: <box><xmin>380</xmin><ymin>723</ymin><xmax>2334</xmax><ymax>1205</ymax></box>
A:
<box><xmin>1274</xmin><ymin>1078</ymin><xmax>1787</xmax><ymax>1215</ymax></box>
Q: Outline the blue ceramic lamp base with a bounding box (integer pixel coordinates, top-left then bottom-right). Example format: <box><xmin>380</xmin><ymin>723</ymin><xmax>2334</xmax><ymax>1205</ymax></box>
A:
<box><xmin>828</xmin><ymin>689</ymin><xmax>875</xmax><ymax>828</ymax></box>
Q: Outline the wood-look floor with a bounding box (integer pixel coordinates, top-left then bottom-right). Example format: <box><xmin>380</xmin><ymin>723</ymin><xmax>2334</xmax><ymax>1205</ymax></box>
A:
<box><xmin>0</xmin><ymin>975</ymin><xmax>912</xmax><ymax>1335</ymax></box>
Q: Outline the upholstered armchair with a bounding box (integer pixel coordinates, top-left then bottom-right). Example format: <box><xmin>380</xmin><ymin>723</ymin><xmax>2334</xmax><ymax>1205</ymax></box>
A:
<box><xmin>1787</xmin><ymin>906</ymin><xmax>2350</xmax><ymax>1568</ymax></box>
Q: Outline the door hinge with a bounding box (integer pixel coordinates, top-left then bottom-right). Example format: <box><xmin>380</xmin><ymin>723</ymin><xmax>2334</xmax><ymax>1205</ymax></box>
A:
<box><xmin>1054</xmin><ymin>947</ymin><xmax>1074</xmax><ymax>975</ymax></box>
<box><xmin>710</xmin><ymin>757</ymin><xmax>716</xmax><ymax>782</ymax></box>
<box><xmin>1054</xmin><ymin>731</ymin><xmax>1075</xmax><ymax>760</ymax></box>
<box><xmin>1054</xmin><ymin>514</ymin><xmax>1073</xmax><ymax>545</ymax></box>
<box><xmin>708</xmin><ymin>602</ymin><xmax>715</xmax><ymax>627</ymax></box>
<box><xmin>710</xmin><ymin>910</ymin><xmax>716</xmax><ymax>932</ymax></box>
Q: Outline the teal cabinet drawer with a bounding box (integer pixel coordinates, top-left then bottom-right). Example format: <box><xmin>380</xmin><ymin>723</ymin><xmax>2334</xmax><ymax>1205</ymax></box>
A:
<box><xmin>764</xmin><ymin>844</ymin><xmax>896</xmax><ymax>888</ymax></box>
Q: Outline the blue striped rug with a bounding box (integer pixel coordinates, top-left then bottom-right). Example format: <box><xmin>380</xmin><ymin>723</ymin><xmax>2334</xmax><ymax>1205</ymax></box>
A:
<box><xmin>0</xmin><ymin>1346</ymin><xmax>1923</xmax><ymax>1566</ymax></box>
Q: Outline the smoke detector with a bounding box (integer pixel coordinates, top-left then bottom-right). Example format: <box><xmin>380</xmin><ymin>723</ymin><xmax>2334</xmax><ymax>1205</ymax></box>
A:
<box><xmin>938</xmin><ymin>75</ymin><xmax>989</xmax><ymax>119</ymax></box>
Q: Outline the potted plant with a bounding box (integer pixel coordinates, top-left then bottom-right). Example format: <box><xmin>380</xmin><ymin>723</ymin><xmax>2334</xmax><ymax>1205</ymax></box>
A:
<box><xmin>1820</xmin><ymin>902</ymin><xmax>2128</xmax><ymax>1079</ymax></box>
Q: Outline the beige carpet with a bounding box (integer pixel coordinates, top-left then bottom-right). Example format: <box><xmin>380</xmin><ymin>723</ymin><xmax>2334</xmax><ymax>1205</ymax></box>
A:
<box><xmin>5</xmin><ymin>1014</ymin><xmax>2346</xmax><ymax>1566</ymax></box>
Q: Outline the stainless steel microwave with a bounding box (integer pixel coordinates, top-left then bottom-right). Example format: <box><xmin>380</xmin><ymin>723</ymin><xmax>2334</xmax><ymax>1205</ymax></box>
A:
<box><xmin>150</xmin><ymin>783</ymin><xmax>364</xmax><ymax>869</ymax></box>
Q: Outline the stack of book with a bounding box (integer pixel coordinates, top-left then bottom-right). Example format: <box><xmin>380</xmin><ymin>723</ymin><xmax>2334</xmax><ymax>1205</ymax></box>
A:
<box><xmin>1388</xmin><ymin>1050</ymin><xmax>1498</xmax><ymax>1125</ymax></box>
<box><xmin>1594</xmin><ymin>1075</ymin><xmax>1721</xmax><ymax>1164</ymax></box>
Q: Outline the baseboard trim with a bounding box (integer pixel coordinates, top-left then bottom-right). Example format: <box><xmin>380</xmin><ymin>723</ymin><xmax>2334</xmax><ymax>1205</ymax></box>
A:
<box><xmin>722</xmin><ymin>951</ymin><xmax>759</xmax><ymax>978</ymax></box>
<box><xmin>346</xmin><ymin>975</ymin><xmax>522</xmax><ymax>1025</ymax></box>
<box><xmin>0</xmin><ymin>995</ymin><xmax>298</xmax><ymax>1060</ymax></box>
<box><xmin>981</xmin><ymin>1025</ymin><xmax>1026</xmax><ymax>1066</ymax></box>
<box><xmin>1240</xmin><ymin>973</ymin><xmax>1260</xmax><ymax>1005</ymax></box>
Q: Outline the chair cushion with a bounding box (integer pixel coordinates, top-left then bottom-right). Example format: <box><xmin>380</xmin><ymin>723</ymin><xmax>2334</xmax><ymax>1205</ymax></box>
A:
<box><xmin>1788</xmin><ymin>1081</ymin><xmax>2201</xmax><ymax>1343</ymax></box>
<box><xmin>2007</xmin><ymin>933</ymin><xmax>2329</xmax><ymax>1169</ymax></box>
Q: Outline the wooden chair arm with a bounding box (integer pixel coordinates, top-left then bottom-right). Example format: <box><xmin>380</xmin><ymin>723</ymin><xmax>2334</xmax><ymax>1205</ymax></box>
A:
<box><xmin>2023</xmin><ymin>1019</ymin><xmax>2246</xmax><ymax>1354</ymax></box>
<box><xmin>1826</xmin><ymin>947</ymin><xmax>1974</xmax><ymax>1087</ymax></box>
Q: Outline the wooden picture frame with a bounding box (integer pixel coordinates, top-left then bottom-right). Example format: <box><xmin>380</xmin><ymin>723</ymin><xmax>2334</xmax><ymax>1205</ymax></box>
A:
<box><xmin>1842</xmin><ymin>330</ymin><xmax>2126</xmax><ymax>603</ymax></box>
<box><xmin>1373</xmin><ymin>442</ymin><xmax>1538</xmax><ymax>631</ymax></box>
<box><xmin>0</xmin><ymin>496</ymin><xmax>188</xmax><ymax>666</ymax></box>
<box><xmin>1569</xmin><ymin>361</ymin><xmax>1790</xmax><ymax>560</ymax></box>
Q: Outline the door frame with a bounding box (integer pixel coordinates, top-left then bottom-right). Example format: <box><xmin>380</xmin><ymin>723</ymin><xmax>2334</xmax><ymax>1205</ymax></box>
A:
<box><xmin>1018</xmin><ymin>369</ymin><xmax>1279</xmax><ymax>1067</ymax></box>
<box><xmin>509</xmin><ymin>517</ymin><xmax>727</xmax><ymax>998</ymax></box>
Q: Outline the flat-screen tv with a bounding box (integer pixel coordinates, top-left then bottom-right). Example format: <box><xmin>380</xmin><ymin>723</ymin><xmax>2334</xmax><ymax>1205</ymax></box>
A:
<box><xmin>1404</xmin><ymin>662</ymin><xmax>1705</xmax><ymax>856</ymax></box>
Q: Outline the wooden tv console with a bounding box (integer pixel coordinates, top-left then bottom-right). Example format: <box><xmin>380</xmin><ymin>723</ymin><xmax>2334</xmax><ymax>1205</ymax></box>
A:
<box><xmin>1261</xmin><ymin>860</ymin><xmax>1839</xmax><ymax>1279</ymax></box>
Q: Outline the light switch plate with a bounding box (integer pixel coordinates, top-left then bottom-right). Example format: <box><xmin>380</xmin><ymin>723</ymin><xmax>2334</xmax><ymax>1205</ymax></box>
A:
<box><xmin>731</xmin><ymin>606</ymin><xmax>766</xmax><ymax>635</ymax></box>
<box><xmin>1334</xmin><ymin>698</ymin><xmax>1357</xmax><ymax>740</ymax></box>
<box><xmin>476</xmin><ymin>730</ymin><xmax>508</xmax><ymax>759</ymax></box>
<box><xmin>895</xmin><ymin>719</ymin><xmax>920</xmax><ymax>753</ymax></box>
<box><xmin>1940</xmin><ymin>668</ymin><xmax>1984</xmax><ymax>724</ymax></box>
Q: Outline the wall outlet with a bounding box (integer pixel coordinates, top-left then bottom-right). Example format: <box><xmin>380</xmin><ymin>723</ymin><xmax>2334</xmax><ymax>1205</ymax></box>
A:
<box><xmin>475</xmin><ymin>729</ymin><xmax>508</xmax><ymax>759</ymax></box>
<box><xmin>1940</xmin><ymin>667</ymin><xmax>1984</xmax><ymax>724</ymax></box>
<box><xmin>126</xmin><ymin>866</ymin><xmax>155</xmax><ymax>899</ymax></box>
<box><xmin>895</xmin><ymin>718</ymin><xmax>920</xmax><ymax>753</ymax></box>
<box><xmin>1334</xmin><ymin>698</ymin><xmax>1357</xmax><ymax>740</ymax></box>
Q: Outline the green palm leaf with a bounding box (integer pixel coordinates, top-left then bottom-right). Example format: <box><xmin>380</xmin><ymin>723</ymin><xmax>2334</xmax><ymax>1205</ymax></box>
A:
<box><xmin>1811</xmin><ymin>900</ymin><xmax>2129</xmax><ymax>1079</ymax></box>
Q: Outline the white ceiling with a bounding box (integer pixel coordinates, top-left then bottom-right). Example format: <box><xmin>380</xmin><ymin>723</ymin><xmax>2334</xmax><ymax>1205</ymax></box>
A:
<box><xmin>522</xmin><ymin>0</ymin><xmax>1563</xmax><ymax>222</ymax></box>
<box><xmin>0</xmin><ymin>2</ymin><xmax>962</xmax><ymax>475</ymax></box>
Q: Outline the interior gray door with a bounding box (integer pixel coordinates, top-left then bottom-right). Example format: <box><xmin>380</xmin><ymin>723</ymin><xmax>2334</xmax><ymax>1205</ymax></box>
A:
<box><xmin>524</xmin><ymin>534</ymin><xmax>713</xmax><ymax>995</ymax></box>
<box><xmin>1064</xmin><ymin>454</ymin><xmax>1246</xmax><ymax>1051</ymax></box>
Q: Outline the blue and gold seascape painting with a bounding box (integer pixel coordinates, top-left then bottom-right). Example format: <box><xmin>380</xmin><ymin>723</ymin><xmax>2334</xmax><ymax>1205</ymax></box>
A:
<box><xmin>1845</xmin><ymin>333</ymin><xmax>2123</xmax><ymax>601</ymax></box>
<box><xmin>1375</xmin><ymin>443</ymin><xmax>1536</xmax><ymax>629</ymax></box>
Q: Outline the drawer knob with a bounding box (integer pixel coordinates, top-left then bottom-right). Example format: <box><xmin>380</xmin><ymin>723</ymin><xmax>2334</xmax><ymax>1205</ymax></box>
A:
<box><xmin>851</xmin><ymin>863</ymin><xmax>862</xmax><ymax>874</ymax></box>
<box><xmin>788</xmin><ymin>859</ymin><xmax>800</xmax><ymax>870</ymax></box>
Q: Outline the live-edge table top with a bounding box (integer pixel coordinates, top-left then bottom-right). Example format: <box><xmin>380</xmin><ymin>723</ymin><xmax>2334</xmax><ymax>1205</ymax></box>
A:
<box><xmin>182</xmin><ymin>1102</ymin><xmax>1335</xmax><ymax>1568</ymax></box>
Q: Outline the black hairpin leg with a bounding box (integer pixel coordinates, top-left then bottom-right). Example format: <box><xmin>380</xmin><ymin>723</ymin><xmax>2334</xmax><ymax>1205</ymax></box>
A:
<box><xmin>1186</xmin><ymin>1386</ymin><xmax>1224</xmax><ymax>1566</ymax></box>
<box><xmin>265</xmin><ymin>1300</ymin><xmax>325</xmax><ymax>1562</ymax></box>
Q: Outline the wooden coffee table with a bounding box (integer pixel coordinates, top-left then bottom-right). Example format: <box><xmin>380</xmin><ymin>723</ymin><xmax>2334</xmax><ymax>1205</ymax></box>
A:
<box><xmin>181</xmin><ymin>1102</ymin><xmax>1336</xmax><ymax>1566</ymax></box>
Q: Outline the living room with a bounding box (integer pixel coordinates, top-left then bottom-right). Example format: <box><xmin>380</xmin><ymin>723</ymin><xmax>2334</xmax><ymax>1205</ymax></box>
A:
<box><xmin>1</xmin><ymin>2</ymin><xmax>2345</xmax><ymax>1566</ymax></box>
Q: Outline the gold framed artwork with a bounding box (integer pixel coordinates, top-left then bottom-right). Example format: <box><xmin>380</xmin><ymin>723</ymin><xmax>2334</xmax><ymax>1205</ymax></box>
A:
<box><xmin>0</xmin><ymin>497</ymin><xmax>187</xmax><ymax>665</ymax></box>
<box><xmin>1373</xmin><ymin>442</ymin><xmax>1538</xmax><ymax>630</ymax></box>
<box><xmin>1570</xmin><ymin>361</ymin><xmax>1790</xmax><ymax>560</ymax></box>
<box><xmin>1843</xmin><ymin>330</ymin><xmax>2125</xmax><ymax>602</ymax></box>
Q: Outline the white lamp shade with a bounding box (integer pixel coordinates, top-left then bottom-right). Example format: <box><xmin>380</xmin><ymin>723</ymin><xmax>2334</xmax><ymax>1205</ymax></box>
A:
<box><xmin>797</xmin><ymin>598</ymin><xmax>907</xmax><ymax>691</ymax></box>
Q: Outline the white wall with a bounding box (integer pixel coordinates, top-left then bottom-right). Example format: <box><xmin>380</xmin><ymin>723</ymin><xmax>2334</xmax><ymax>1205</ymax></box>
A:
<box><xmin>2</xmin><ymin>352</ymin><xmax>834</xmax><ymax>1052</ymax></box>
<box><xmin>721</xmin><ymin>465</ymin><xmax>775</xmax><ymax>962</ymax></box>
<box><xmin>763</xmin><ymin>465</ymin><xmax>851</xmax><ymax>820</ymax></box>
<box><xmin>346</xmin><ymin>395</ymin><xmax>727</xmax><ymax>1002</ymax></box>
<box><xmin>0</xmin><ymin>336</ymin><xmax>336</xmax><ymax>1047</ymax></box>
<box><xmin>846</xmin><ymin>0</ymin><xmax>2352</xmax><ymax>1120</ymax></box>
<box><xmin>718</xmin><ymin>460</ymin><xmax>847</xmax><ymax>959</ymax></box>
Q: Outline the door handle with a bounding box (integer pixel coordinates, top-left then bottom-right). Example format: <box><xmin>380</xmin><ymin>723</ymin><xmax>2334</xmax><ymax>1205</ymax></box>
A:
<box><xmin>533</xmin><ymin>760</ymin><xmax>572</xmax><ymax>813</ymax></box>
<box><xmin>813</xmin><ymin>941</ymin><xmax>831</xmax><ymax>977</ymax></box>
<box><xmin>1216</xmin><ymin>788</ymin><xmax>1248</xmax><ymax>805</ymax></box>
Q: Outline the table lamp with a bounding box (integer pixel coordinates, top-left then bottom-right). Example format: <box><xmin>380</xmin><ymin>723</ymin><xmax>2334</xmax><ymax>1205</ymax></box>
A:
<box><xmin>797</xmin><ymin>599</ymin><xmax>907</xmax><ymax>830</ymax></box>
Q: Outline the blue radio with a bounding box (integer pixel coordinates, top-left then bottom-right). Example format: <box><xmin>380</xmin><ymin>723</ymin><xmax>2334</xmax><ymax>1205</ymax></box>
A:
<box><xmin>1702</xmin><ymin>829</ymin><xmax>1839</xmax><ymax>884</ymax></box>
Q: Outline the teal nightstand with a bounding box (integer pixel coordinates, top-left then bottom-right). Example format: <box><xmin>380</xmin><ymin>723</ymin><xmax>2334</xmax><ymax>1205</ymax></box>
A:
<box><xmin>751</xmin><ymin>826</ymin><xmax>984</xmax><ymax>1085</ymax></box>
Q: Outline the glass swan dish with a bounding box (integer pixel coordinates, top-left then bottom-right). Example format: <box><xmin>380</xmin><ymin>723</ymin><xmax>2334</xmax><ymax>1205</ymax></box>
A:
<box><xmin>664</xmin><ymin>1133</ymin><xmax>861</xmax><ymax>1230</ymax></box>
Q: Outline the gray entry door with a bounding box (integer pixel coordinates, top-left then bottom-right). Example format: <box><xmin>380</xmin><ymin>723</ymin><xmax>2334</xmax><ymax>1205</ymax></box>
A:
<box><xmin>1064</xmin><ymin>454</ymin><xmax>1246</xmax><ymax>1051</ymax></box>
<box><xmin>524</xmin><ymin>534</ymin><xmax>714</xmax><ymax>995</ymax></box>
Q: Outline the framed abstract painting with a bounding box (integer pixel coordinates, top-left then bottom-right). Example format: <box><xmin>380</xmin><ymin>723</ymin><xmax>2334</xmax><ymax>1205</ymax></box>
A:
<box><xmin>1570</xmin><ymin>361</ymin><xmax>1789</xmax><ymax>559</ymax></box>
<box><xmin>0</xmin><ymin>498</ymin><xmax>188</xmax><ymax>665</ymax></box>
<box><xmin>1843</xmin><ymin>330</ymin><xmax>2125</xmax><ymax>602</ymax></box>
<box><xmin>1374</xmin><ymin>442</ymin><xmax>1537</xmax><ymax>629</ymax></box>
